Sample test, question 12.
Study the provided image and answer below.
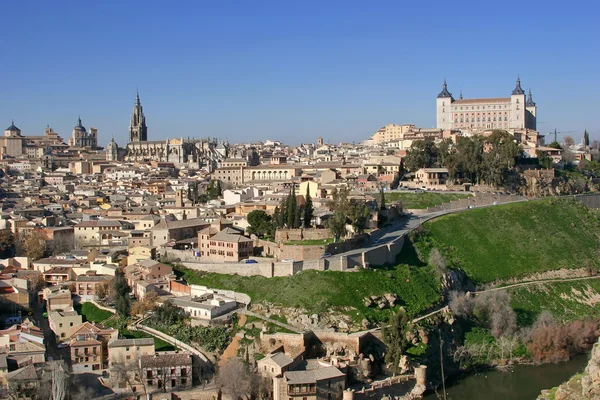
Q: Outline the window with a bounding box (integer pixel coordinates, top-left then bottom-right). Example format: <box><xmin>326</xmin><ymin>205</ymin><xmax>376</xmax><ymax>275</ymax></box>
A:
<box><xmin>59</xmin><ymin>323</ymin><xmax>63</xmax><ymax>328</ymax></box>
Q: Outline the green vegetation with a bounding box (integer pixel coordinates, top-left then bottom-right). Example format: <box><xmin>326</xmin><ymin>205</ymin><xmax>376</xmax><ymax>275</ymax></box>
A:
<box><xmin>384</xmin><ymin>192</ymin><xmax>472</xmax><ymax>209</ymax></box>
<box><xmin>75</xmin><ymin>302</ymin><xmax>113</xmax><ymax>323</ymax></box>
<box><xmin>411</xmin><ymin>199</ymin><xmax>600</xmax><ymax>283</ymax></box>
<box><xmin>284</xmin><ymin>238</ymin><xmax>334</xmax><ymax>246</ymax></box>
<box><xmin>176</xmin><ymin>257</ymin><xmax>441</xmax><ymax>324</ymax></box>
<box><xmin>510</xmin><ymin>279</ymin><xmax>600</xmax><ymax>325</ymax></box>
<box><xmin>120</xmin><ymin>329</ymin><xmax>175</xmax><ymax>351</ymax></box>
<box><xmin>144</xmin><ymin>301</ymin><xmax>230</xmax><ymax>352</ymax></box>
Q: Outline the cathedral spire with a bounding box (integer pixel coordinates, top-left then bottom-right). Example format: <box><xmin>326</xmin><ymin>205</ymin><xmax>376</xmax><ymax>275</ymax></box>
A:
<box><xmin>129</xmin><ymin>91</ymin><xmax>148</xmax><ymax>142</ymax></box>
<box><xmin>526</xmin><ymin>88</ymin><xmax>536</xmax><ymax>106</ymax></box>
<box><xmin>437</xmin><ymin>78</ymin><xmax>452</xmax><ymax>98</ymax></box>
<box><xmin>135</xmin><ymin>90</ymin><xmax>141</xmax><ymax>106</ymax></box>
<box><xmin>512</xmin><ymin>75</ymin><xmax>525</xmax><ymax>95</ymax></box>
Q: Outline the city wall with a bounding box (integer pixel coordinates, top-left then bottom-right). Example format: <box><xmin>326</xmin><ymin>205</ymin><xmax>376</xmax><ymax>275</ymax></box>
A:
<box><xmin>275</xmin><ymin>228</ymin><xmax>332</xmax><ymax>243</ymax></box>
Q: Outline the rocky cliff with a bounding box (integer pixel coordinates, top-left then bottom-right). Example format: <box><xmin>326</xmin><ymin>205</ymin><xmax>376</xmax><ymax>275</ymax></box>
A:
<box><xmin>538</xmin><ymin>338</ymin><xmax>600</xmax><ymax>399</ymax></box>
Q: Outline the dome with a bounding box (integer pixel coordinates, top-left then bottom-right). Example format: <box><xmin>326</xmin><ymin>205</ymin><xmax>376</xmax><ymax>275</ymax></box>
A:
<box><xmin>107</xmin><ymin>137</ymin><xmax>118</xmax><ymax>149</ymax></box>
<box><xmin>74</xmin><ymin>117</ymin><xmax>86</xmax><ymax>132</ymax></box>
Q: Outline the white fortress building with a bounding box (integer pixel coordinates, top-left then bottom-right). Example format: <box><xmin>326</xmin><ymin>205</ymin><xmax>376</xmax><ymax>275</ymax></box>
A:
<box><xmin>436</xmin><ymin>77</ymin><xmax>537</xmax><ymax>131</ymax></box>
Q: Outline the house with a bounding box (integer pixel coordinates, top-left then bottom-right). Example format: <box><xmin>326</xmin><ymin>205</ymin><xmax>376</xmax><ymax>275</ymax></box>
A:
<box><xmin>273</xmin><ymin>361</ymin><xmax>346</xmax><ymax>400</ymax></box>
<box><xmin>32</xmin><ymin>257</ymin><xmax>82</xmax><ymax>273</ymax></box>
<box><xmin>108</xmin><ymin>337</ymin><xmax>155</xmax><ymax>367</ymax></box>
<box><xmin>257</xmin><ymin>351</ymin><xmax>300</xmax><ymax>379</ymax></box>
<box><xmin>127</xmin><ymin>245</ymin><xmax>156</xmax><ymax>266</ymax></box>
<box><xmin>48</xmin><ymin>309</ymin><xmax>82</xmax><ymax>341</ymax></box>
<box><xmin>6</xmin><ymin>364</ymin><xmax>39</xmax><ymax>397</ymax></box>
<box><xmin>150</xmin><ymin>218</ymin><xmax>210</xmax><ymax>247</ymax></box>
<box><xmin>69</xmin><ymin>322</ymin><xmax>118</xmax><ymax>373</ymax></box>
<box><xmin>124</xmin><ymin>260</ymin><xmax>174</xmax><ymax>300</ymax></box>
<box><xmin>43</xmin><ymin>266</ymin><xmax>74</xmax><ymax>285</ymax></box>
<box><xmin>43</xmin><ymin>286</ymin><xmax>73</xmax><ymax>311</ymax></box>
<box><xmin>74</xmin><ymin>220</ymin><xmax>134</xmax><ymax>248</ymax></box>
<box><xmin>414</xmin><ymin>167</ymin><xmax>449</xmax><ymax>188</ymax></box>
<box><xmin>197</xmin><ymin>220</ymin><xmax>253</xmax><ymax>262</ymax></box>
<box><xmin>0</xmin><ymin>319</ymin><xmax>46</xmax><ymax>365</ymax></box>
<box><xmin>140</xmin><ymin>352</ymin><xmax>193</xmax><ymax>392</ymax></box>
<box><xmin>75</xmin><ymin>271</ymin><xmax>113</xmax><ymax>301</ymax></box>
<box><xmin>170</xmin><ymin>293</ymin><xmax>237</xmax><ymax>322</ymax></box>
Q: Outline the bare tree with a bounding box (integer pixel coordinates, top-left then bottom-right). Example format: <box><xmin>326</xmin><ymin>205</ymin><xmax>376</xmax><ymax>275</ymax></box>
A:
<box><xmin>70</xmin><ymin>386</ymin><xmax>96</xmax><ymax>400</ymax></box>
<box><xmin>428</xmin><ymin>248</ymin><xmax>448</xmax><ymax>282</ymax></box>
<box><xmin>50</xmin><ymin>361</ymin><xmax>69</xmax><ymax>400</ymax></box>
<box><xmin>216</xmin><ymin>358</ymin><xmax>254</xmax><ymax>400</ymax></box>
<box><xmin>110</xmin><ymin>357</ymin><xmax>148</xmax><ymax>396</ymax></box>
<box><xmin>473</xmin><ymin>291</ymin><xmax>516</xmax><ymax>339</ymax></box>
<box><xmin>448</xmin><ymin>291</ymin><xmax>474</xmax><ymax>317</ymax></box>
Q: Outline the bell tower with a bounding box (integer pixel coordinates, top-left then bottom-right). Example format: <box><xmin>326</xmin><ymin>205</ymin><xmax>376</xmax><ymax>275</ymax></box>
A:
<box><xmin>129</xmin><ymin>91</ymin><xmax>148</xmax><ymax>142</ymax></box>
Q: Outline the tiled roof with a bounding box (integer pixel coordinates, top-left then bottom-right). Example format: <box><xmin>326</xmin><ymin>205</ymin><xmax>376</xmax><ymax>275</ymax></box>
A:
<box><xmin>108</xmin><ymin>338</ymin><xmax>154</xmax><ymax>348</ymax></box>
<box><xmin>140</xmin><ymin>352</ymin><xmax>192</xmax><ymax>368</ymax></box>
<box><xmin>452</xmin><ymin>97</ymin><xmax>510</xmax><ymax>104</ymax></box>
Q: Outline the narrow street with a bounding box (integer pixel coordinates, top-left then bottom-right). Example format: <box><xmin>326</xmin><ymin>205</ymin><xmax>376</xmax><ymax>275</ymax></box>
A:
<box><xmin>31</xmin><ymin>298</ymin><xmax>70</xmax><ymax>363</ymax></box>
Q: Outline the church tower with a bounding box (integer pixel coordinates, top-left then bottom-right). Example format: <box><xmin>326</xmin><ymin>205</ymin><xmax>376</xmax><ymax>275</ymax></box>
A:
<box><xmin>129</xmin><ymin>91</ymin><xmax>148</xmax><ymax>142</ymax></box>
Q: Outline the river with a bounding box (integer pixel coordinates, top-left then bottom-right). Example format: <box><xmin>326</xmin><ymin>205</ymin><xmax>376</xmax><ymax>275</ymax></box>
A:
<box><xmin>424</xmin><ymin>354</ymin><xmax>589</xmax><ymax>400</ymax></box>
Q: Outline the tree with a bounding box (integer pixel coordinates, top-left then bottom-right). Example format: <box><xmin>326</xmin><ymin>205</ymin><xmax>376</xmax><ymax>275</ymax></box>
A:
<box><xmin>0</xmin><ymin>230</ymin><xmax>15</xmax><ymax>258</ymax></box>
<box><xmin>247</xmin><ymin>210</ymin><xmax>273</xmax><ymax>238</ymax></box>
<box><xmin>49</xmin><ymin>360</ymin><xmax>69</xmax><ymax>400</ymax></box>
<box><xmin>564</xmin><ymin>135</ymin><xmax>575</xmax><ymax>147</ymax></box>
<box><xmin>349</xmin><ymin>201</ymin><xmax>371</xmax><ymax>234</ymax></box>
<box><xmin>404</xmin><ymin>140</ymin><xmax>438</xmax><ymax>171</ymax></box>
<box><xmin>536</xmin><ymin>150</ymin><xmax>554</xmax><ymax>169</ymax></box>
<box><xmin>24</xmin><ymin>229</ymin><xmax>47</xmax><ymax>261</ymax></box>
<box><xmin>584</xmin><ymin>130</ymin><xmax>590</xmax><ymax>148</ymax></box>
<box><xmin>428</xmin><ymin>248</ymin><xmax>448</xmax><ymax>282</ymax></box>
<box><xmin>113</xmin><ymin>271</ymin><xmax>131</xmax><ymax>318</ymax></box>
<box><xmin>286</xmin><ymin>186</ymin><xmax>298</xmax><ymax>228</ymax></box>
<box><xmin>378</xmin><ymin>186</ymin><xmax>386</xmax><ymax>211</ymax></box>
<box><xmin>548</xmin><ymin>141</ymin><xmax>562</xmax><ymax>149</ymax></box>
<box><xmin>131</xmin><ymin>290</ymin><xmax>159</xmax><ymax>316</ymax></box>
<box><xmin>303</xmin><ymin>186</ymin><xmax>314</xmax><ymax>228</ymax></box>
<box><xmin>327</xmin><ymin>187</ymin><xmax>350</xmax><ymax>242</ymax></box>
<box><xmin>110</xmin><ymin>356</ymin><xmax>148</xmax><ymax>396</ymax></box>
<box><xmin>216</xmin><ymin>358</ymin><xmax>255</xmax><ymax>400</ymax></box>
<box><xmin>473</xmin><ymin>291</ymin><xmax>516</xmax><ymax>339</ymax></box>
<box><xmin>96</xmin><ymin>281</ymin><xmax>111</xmax><ymax>301</ymax></box>
<box><xmin>383</xmin><ymin>310</ymin><xmax>411</xmax><ymax>374</ymax></box>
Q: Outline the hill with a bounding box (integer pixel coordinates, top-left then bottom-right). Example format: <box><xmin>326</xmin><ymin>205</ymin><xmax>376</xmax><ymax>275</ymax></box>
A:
<box><xmin>411</xmin><ymin>199</ymin><xmax>600</xmax><ymax>284</ymax></box>
<box><xmin>175</xmin><ymin>263</ymin><xmax>440</xmax><ymax>325</ymax></box>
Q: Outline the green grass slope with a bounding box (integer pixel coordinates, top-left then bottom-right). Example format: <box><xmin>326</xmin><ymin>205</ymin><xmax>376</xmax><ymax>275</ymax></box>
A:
<box><xmin>413</xmin><ymin>199</ymin><xmax>600</xmax><ymax>284</ymax></box>
<box><xmin>510</xmin><ymin>278</ymin><xmax>600</xmax><ymax>325</ymax></box>
<box><xmin>75</xmin><ymin>302</ymin><xmax>113</xmax><ymax>323</ymax></box>
<box><xmin>384</xmin><ymin>192</ymin><xmax>472</xmax><ymax>209</ymax></box>
<box><xmin>177</xmin><ymin>262</ymin><xmax>441</xmax><ymax>324</ymax></box>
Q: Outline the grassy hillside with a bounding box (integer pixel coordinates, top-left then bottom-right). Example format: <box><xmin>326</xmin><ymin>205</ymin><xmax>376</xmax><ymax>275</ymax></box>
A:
<box><xmin>412</xmin><ymin>199</ymin><xmax>600</xmax><ymax>284</ymax></box>
<box><xmin>384</xmin><ymin>192</ymin><xmax>472</xmax><ymax>209</ymax></box>
<box><xmin>510</xmin><ymin>279</ymin><xmax>600</xmax><ymax>325</ymax></box>
<box><xmin>176</xmin><ymin>262</ymin><xmax>441</xmax><ymax>324</ymax></box>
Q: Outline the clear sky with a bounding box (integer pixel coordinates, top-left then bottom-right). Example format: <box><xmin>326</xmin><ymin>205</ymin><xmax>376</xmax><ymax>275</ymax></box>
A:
<box><xmin>1</xmin><ymin>0</ymin><xmax>598</xmax><ymax>146</ymax></box>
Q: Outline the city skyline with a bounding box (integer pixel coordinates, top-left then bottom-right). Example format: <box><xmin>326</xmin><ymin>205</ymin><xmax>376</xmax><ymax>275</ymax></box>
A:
<box><xmin>1</xmin><ymin>1</ymin><xmax>598</xmax><ymax>146</ymax></box>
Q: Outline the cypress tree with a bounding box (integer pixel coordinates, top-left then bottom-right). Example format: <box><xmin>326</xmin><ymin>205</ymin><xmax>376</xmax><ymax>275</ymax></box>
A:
<box><xmin>303</xmin><ymin>186</ymin><xmax>313</xmax><ymax>228</ymax></box>
<box><xmin>286</xmin><ymin>186</ymin><xmax>297</xmax><ymax>228</ymax></box>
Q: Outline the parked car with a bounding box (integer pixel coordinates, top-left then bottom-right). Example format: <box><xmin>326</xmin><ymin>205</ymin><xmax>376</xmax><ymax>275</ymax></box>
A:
<box><xmin>57</xmin><ymin>343</ymin><xmax>69</xmax><ymax>349</ymax></box>
<box><xmin>320</xmin><ymin>253</ymin><xmax>332</xmax><ymax>258</ymax></box>
<box><xmin>282</xmin><ymin>259</ymin><xmax>294</xmax><ymax>263</ymax></box>
<box><xmin>244</xmin><ymin>259</ymin><xmax>258</xmax><ymax>264</ymax></box>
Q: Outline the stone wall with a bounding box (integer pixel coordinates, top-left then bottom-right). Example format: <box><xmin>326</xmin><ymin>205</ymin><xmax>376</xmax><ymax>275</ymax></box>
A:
<box><xmin>275</xmin><ymin>228</ymin><xmax>332</xmax><ymax>243</ymax></box>
<box><xmin>577</xmin><ymin>193</ymin><xmax>600</xmax><ymax>209</ymax></box>
<box><xmin>181</xmin><ymin>260</ymin><xmax>297</xmax><ymax>278</ymax></box>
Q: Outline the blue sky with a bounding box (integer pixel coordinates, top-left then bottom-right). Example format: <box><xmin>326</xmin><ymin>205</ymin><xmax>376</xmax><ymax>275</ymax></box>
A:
<box><xmin>1</xmin><ymin>1</ymin><xmax>598</xmax><ymax>146</ymax></box>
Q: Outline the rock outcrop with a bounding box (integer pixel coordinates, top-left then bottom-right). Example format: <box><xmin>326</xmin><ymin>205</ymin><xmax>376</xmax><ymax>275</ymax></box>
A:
<box><xmin>538</xmin><ymin>337</ymin><xmax>600</xmax><ymax>399</ymax></box>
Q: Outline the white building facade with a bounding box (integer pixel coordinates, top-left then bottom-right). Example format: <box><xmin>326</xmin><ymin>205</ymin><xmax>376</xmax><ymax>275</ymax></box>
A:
<box><xmin>436</xmin><ymin>77</ymin><xmax>537</xmax><ymax>131</ymax></box>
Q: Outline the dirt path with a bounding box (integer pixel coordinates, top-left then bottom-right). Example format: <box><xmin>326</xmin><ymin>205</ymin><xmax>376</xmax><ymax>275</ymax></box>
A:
<box><xmin>218</xmin><ymin>314</ymin><xmax>247</xmax><ymax>367</ymax></box>
<box><xmin>474</xmin><ymin>274</ymin><xmax>600</xmax><ymax>294</ymax></box>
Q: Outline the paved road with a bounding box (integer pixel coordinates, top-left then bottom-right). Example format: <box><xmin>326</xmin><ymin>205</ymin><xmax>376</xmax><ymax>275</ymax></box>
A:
<box><xmin>326</xmin><ymin>210</ymin><xmax>449</xmax><ymax>259</ymax></box>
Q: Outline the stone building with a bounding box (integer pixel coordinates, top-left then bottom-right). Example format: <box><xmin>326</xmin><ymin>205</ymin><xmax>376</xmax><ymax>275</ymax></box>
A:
<box><xmin>140</xmin><ymin>352</ymin><xmax>193</xmax><ymax>392</ymax></box>
<box><xmin>106</xmin><ymin>137</ymin><xmax>119</xmax><ymax>161</ymax></box>
<box><xmin>436</xmin><ymin>77</ymin><xmax>537</xmax><ymax>131</ymax></box>
<box><xmin>1</xmin><ymin>121</ymin><xmax>24</xmax><ymax>157</ymax></box>
<box><xmin>124</xmin><ymin>93</ymin><xmax>228</xmax><ymax>169</ymax></box>
<box><xmin>68</xmin><ymin>117</ymin><xmax>98</xmax><ymax>148</ymax></box>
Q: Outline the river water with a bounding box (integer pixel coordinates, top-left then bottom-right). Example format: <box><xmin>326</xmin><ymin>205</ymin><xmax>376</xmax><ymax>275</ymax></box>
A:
<box><xmin>424</xmin><ymin>354</ymin><xmax>589</xmax><ymax>400</ymax></box>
